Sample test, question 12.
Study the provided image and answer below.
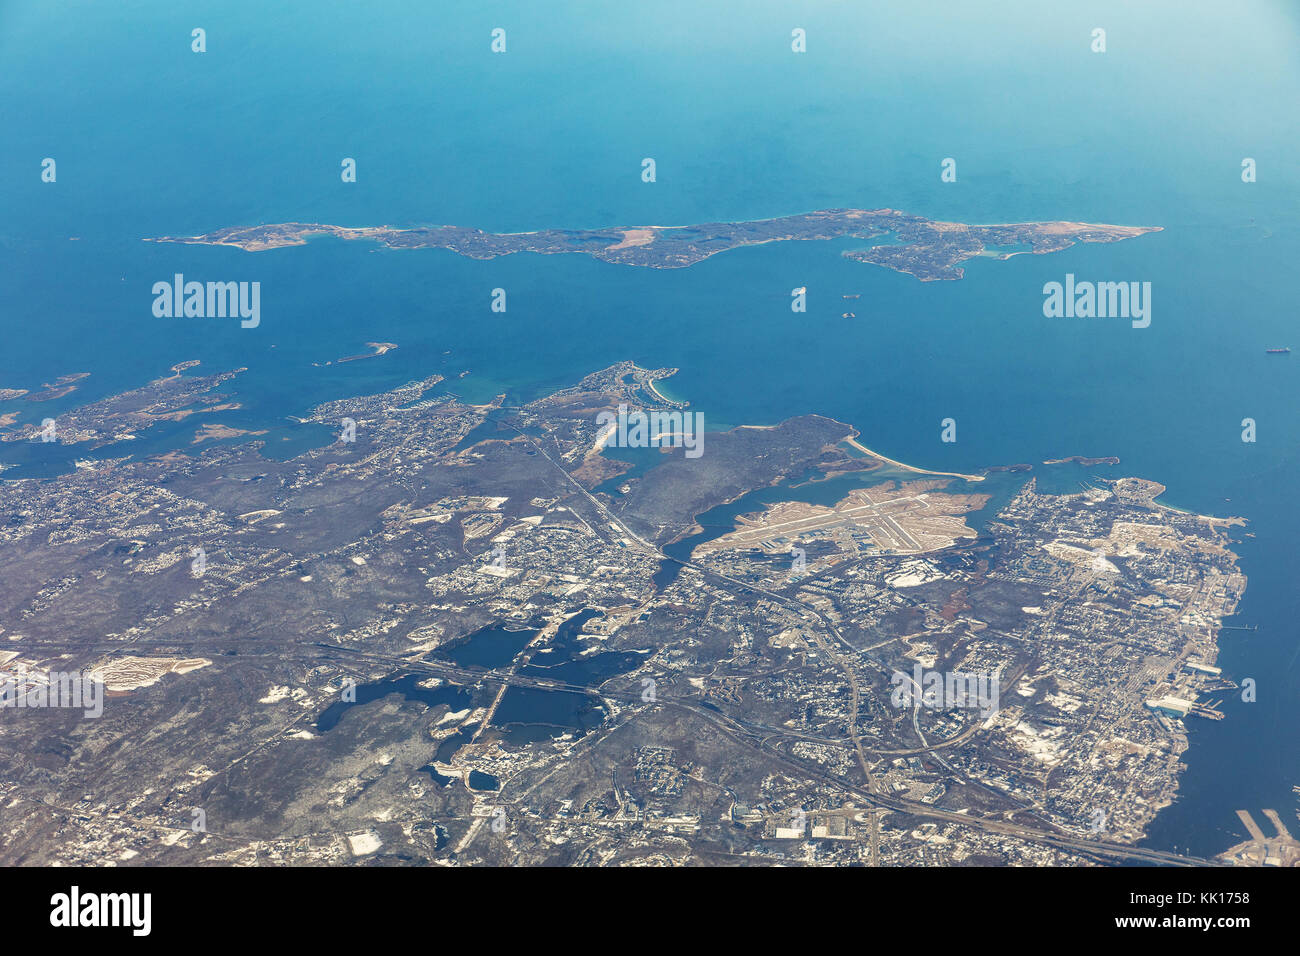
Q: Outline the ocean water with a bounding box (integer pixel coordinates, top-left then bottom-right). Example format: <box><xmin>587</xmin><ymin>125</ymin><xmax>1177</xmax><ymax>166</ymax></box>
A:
<box><xmin>1</xmin><ymin>0</ymin><xmax>1297</xmax><ymax>857</ymax></box>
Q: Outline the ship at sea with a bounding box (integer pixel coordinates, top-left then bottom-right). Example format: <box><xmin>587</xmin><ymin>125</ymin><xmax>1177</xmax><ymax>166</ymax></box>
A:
<box><xmin>1265</xmin><ymin>347</ymin><xmax>1290</xmax><ymax>354</ymax></box>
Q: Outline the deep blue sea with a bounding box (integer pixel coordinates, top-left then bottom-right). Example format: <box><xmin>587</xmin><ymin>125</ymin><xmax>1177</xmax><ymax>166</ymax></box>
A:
<box><xmin>2</xmin><ymin>0</ymin><xmax>1297</xmax><ymax>858</ymax></box>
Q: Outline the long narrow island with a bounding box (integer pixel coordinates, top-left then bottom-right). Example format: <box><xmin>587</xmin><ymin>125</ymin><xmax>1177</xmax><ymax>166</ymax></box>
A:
<box><xmin>146</xmin><ymin>208</ymin><xmax>1161</xmax><ymax>282</ymax></box>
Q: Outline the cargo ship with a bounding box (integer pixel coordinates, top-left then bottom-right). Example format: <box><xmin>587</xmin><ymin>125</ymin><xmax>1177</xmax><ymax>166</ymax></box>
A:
<box><xmin>1265</xmin><ymin>347</ymin><xmax>1290</xmax><ymax>354</ymax></box>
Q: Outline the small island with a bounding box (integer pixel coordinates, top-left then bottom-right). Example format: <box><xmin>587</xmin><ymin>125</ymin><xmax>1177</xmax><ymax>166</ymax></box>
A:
<box><xmin>1043</xmin><ymin>455</ymin><xmax>1121</xmax><ymax>466</ymax></box>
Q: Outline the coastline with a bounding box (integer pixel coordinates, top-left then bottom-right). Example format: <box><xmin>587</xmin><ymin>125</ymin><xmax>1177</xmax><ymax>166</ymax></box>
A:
<box><xmin>641</xmin><ymin>376</ymin><xmax>678</xmax><ymax>406</ymax></box>
<box><xmin>841</xmin><ymin>434</ymin><xmax>985</xmax><ymax>483</ymax></box>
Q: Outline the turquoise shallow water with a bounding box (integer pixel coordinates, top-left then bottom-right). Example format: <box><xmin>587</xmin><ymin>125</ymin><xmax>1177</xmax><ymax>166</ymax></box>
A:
<box><xmin>1</xmin><ymin>0</ymin><xmax>1298</xmax><ymax>857</ymax></box>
